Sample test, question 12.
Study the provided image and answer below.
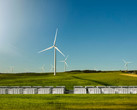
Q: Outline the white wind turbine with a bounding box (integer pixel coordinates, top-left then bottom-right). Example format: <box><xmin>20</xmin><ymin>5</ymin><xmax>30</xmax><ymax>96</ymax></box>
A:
<box><xmin>41</xmin><ymin>65</ymin><xmax>45</xmax><ymax>73</ymax></box>
<box><xmin>10</xmin><ymin>66</ymin><xmax>14</xmax><ymax>73</ymax></box>
<box><xmin>39</xmin><ymin>28</ymin><xmax>65</xmax><ymax>76</ymax></box>
<box><xmin>50</xmin><ymin>64</ymin><xmax>54</xmax><ymax>72</ymax></box>
<box><xmin>123</xmin><ymin>59</ymin><xmax>132</xmax><ymax>71</ymax></box>
<box><xmin>59</xmin><ymin>55</ymin><xmax>69</xmax><ymax>72</ymax></box>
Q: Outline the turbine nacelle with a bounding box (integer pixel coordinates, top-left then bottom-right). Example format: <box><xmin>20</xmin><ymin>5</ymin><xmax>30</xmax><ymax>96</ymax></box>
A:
<box><xmin>123</xmin><ymin>59</ymin><xmax>132</xmax><ymax>65</ymax></box>
<box><xmin>39</xmin><ymin>46</ymin><xmax>65</xmax><ymax>57</ymax></box>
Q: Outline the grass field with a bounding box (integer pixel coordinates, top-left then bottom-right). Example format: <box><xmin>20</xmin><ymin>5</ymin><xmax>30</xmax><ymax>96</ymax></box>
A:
<box><xmin>0</xmin><ymin>94</ymin><xmax>137</xmax><ymax>110</ymax></box>
<box><xmin>0</xmin><ymin>71</ymin><xmax>137</xmax><ymax>90</ymax></box>
<box><xmin>0</xmin><ymin>71</ymin><xmax>137</xmax><ymax>110</ymax></box>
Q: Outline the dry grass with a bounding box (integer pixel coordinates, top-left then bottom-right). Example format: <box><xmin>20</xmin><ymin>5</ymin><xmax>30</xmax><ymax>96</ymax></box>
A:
<box><xmin>121</xmin><ymin>74</ymin><xmax>137</xmax><ymax>77</ymax></box>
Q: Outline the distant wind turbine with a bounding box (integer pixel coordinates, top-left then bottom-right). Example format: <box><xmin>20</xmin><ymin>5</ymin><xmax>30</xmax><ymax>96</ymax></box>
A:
<box><xmin>50</xmin><ymin>64</ymin><xmax>54</xmax><ymax>72</ymax></box>
<box><xmin>41</xmin><ymin>65</ymin><xmax>45</xmax><ymax>73</ymax></box>
<box><xmin>39</xmin><ymin>28</ymin><xmax>65</xmax><ymax>76</ymax></box>
<box><xmin>10</xmin><ymin>66</ymin><xmax>14</xmax><ymax>73</ymax></box>
<box><xmin>123</xmin><ymin>59</ymin><xmax>132</xmax><ymax>71</ymax></box>
<box><xmin>59</xmin><ymin>55</ymin><xmax>69</xmax><ymax>72</ymax></box>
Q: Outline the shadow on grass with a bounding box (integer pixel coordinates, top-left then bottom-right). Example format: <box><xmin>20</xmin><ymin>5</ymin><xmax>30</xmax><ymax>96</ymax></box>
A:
<box><xmin>72</xmin><ymin>76</ymin><xmax>110</xmax><ymax>86</ymax></box>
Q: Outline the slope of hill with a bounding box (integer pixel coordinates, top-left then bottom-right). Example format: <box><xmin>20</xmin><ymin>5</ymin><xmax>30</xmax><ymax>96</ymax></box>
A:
<box><xmin>0</xmin><ymin>71</ymin><xmax>137</xmax><ymax>90</ymax></box>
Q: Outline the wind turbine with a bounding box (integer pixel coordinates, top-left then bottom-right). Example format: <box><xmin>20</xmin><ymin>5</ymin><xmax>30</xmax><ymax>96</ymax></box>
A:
<box><xmin>39</xmin><ymin>28</ymin><xmax>65</xmax><ymax>76</ymax></box>
<box><xmin>50</xmin><ymin>64</ymin><xmax>54</xmax><ymax>72</ymax></box>
<box><xmin>123</xmin><ymin>59</ymin><xmax>132</xmax><ymax>71</ymax></box>
<box><xmin>41</xmin><ymin>65</ymin><xmax>45</xmax><ymax>73</ymax></box>
<box><xmin>10</xmin><ymin>66</ymin><xmax>14</xmax><ymax>73</ymax></box>
<box><xmin>59</xmin><ymin>56</ymin><xmax>69</xmax><ymax>72</ymax></box>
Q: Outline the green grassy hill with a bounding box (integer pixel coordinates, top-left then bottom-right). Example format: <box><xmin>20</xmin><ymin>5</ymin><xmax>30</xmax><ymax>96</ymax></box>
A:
<box><xmin>0</xmin><ymin>71</ymin><xmax>137</xmax><ymax>90</ymax></box>
<box><xmin>0</xmin><ymin>71</ymin><xmax>137</xmax><ymax>110</ymax></box>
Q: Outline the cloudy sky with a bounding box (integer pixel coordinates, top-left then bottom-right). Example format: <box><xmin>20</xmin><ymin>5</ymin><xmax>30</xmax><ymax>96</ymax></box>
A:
<box><xmin>0</xmin><ymin>0</ymin><xmax>137</xmax><ymax>73</ymax></box>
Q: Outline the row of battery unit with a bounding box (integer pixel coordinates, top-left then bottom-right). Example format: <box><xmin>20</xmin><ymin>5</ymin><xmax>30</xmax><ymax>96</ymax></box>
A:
<box><xmin>0</xmin><ymin>86</ymin><xmax>65</xmax><ymax>94</ymax></box>
<box><xmin>74</xmin><ymin>86</ymin><xmax>137</xmax><ymax>94</ymax></box>
<box><xmin>0</xmin><ymin>86</ymin><xmax>137</xmax><ymax>94</ymax></box>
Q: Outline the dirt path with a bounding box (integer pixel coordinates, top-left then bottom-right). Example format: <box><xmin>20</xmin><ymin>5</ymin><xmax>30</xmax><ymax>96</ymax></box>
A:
<box><xmin>121</xmin><ymin>74</ymin><xmax>137</xmax><ymax>77</ymax></box>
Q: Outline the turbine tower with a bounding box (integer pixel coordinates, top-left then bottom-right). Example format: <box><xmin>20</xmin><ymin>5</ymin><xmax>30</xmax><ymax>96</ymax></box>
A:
<box><xmin>59</xmin><ymin>56</ymin><xmax>68</xmax><ymax>72</ymax></box>
<box><xmin>39</xmin><ymin>28</ymin><xmax>65</xmax><ymax>76</ymax></box>
<box><xmin>123</xmin><ymin>59</ymin><xmax>132</xmax><ymax>71</ymax></box>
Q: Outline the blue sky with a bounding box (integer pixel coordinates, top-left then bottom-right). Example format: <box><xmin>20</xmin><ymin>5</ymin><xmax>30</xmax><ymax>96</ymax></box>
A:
<box><xmin>0</xmin><ymin>0</ymin><xmax>137</xmax><ymax>73</ymax></box>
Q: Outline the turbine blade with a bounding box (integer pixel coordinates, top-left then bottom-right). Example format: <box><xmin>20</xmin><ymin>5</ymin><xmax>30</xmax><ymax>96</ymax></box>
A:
<box><xmin>53</xmin><ymin>28</ymin><xmax>58</xmax><ymax>45</ymax></box>
<box><xmin>39</xmin><ymin>46</ymin><xmax>53</xmax><ymax>53</ymax></box>
<box><xmin>55</xmin><ymin>47</ymin><xmax>65</xmax><ymax>57</ymax></box>
<box><xmin>59</xmin><ymin>61</ymin><xmax>64</xmax><ymax>62</ymax></box>
<box><xmin>65</xmin><ymin>62</ymin><xmax>68</xmax><ymax>67</ymax></box>
<box><xmin>65</xmin><ymin>55</ymin><xmax>69</xmax><ymax>61</ymax></box>
<box><xmin>50</xmin><ymin>64</ymin><xmax>54</xmax><ymax>71</ymax></box>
